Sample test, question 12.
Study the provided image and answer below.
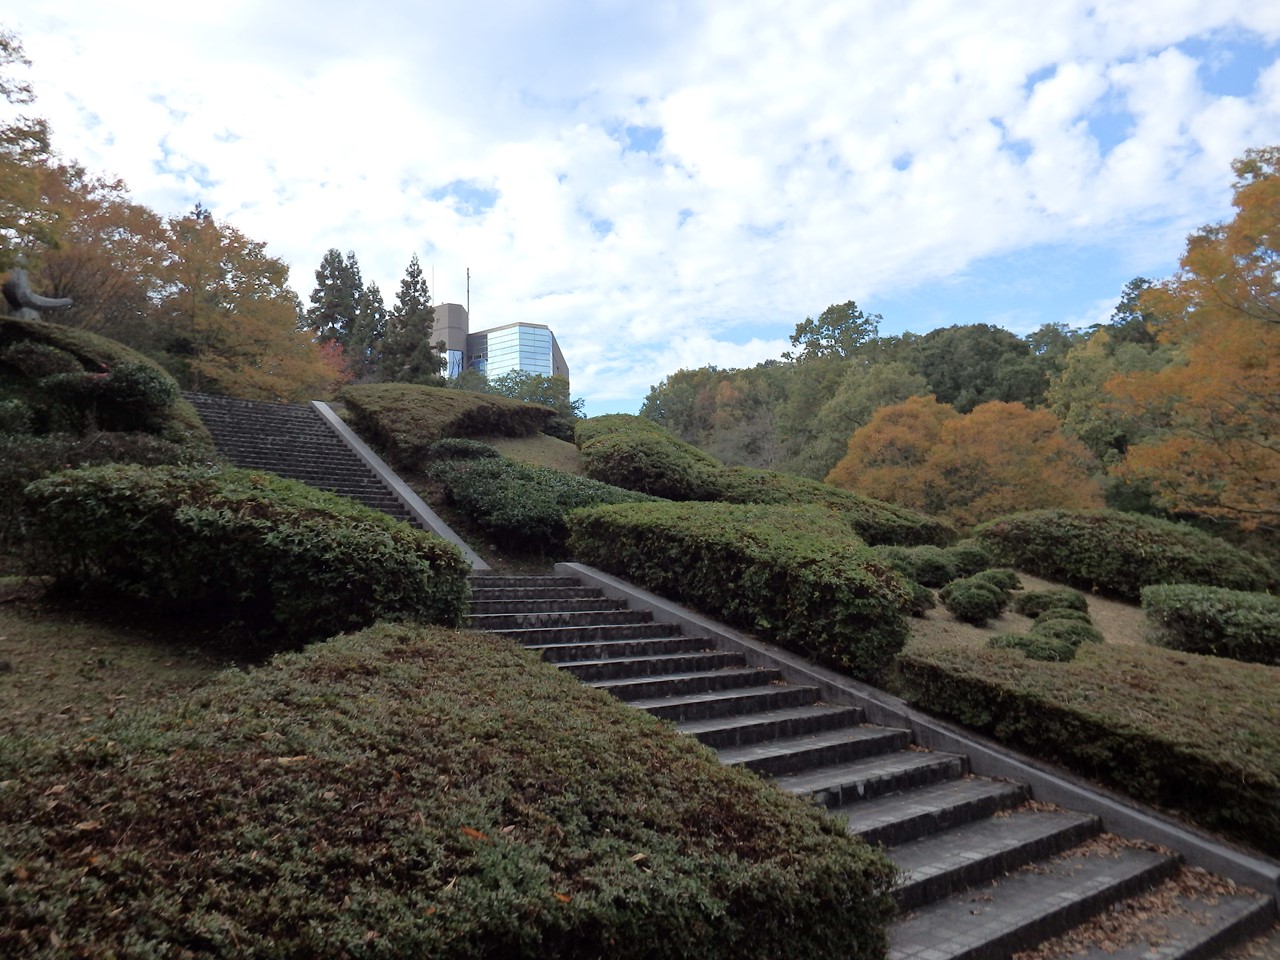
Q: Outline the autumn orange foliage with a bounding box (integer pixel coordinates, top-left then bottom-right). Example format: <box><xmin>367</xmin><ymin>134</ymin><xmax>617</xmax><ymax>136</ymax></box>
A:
<box><xmin>826</xmin><ymin>396</ymin><xmax>1102</xmax><ymax>528</ymax></box>
<box><xmin>1108</xmin><ymin>147</ymin><xmax>1280</xmax><ymax>531</ymax></box>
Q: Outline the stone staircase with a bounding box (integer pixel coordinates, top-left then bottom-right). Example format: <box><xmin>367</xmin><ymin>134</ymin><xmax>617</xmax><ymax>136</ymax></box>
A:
<box><xmin>471</xmin><ymin>573</ymin><xmax>1278</xmax><ymax>960</ymax></box>
<box><xmin>183</xmin><ymin>393</ymin><xmax>420</xmax><ymax>527</ymax></box>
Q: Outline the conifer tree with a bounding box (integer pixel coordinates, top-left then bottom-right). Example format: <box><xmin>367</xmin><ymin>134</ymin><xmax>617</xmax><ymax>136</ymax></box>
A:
<box><xmin>381</xmin><ymin>253</ymin><xmax>443</xmax><ymax>384</ymax></box>
<box><xmin>305</xmin><ymin>248</ymin><xmax>363</xmax><ymax>345</ymax></box>
<box><xmin>348</xmin><ymin>281</ymin><xmax>387</xmax><ymax>380</ymax></box>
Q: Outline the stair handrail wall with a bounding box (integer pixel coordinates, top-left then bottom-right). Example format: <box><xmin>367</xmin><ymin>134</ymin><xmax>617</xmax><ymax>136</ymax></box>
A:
<box><xmin>555</xmin><ymin>561</ymin><xmax>1280</xmax><ymax>903</ymax></box>
<box><xmin>312</xmin><ymin>401</ymin><xmax>490</xmax><ymax>571</ymax></box>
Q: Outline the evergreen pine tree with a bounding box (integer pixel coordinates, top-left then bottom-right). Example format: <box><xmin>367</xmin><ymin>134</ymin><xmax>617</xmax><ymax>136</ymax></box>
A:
<box><xmin>382</xmin><ymin>253</ymin><xmax>444</xmax><ymax>384</ymax></box>
<box><xmin>348</xmin><ymin>282</ymin><xmax>387</xmax><ymax>380</ymax></box>
<box><xmin>305</xmin><ymin>248</ymin><xmax>364</xmax><ymax>346</ymax></box>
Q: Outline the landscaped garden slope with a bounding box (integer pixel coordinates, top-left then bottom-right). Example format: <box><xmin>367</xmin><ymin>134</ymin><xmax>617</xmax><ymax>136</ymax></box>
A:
<box><xmin>893</xmin><ymin>634</ymin><xmax>1280</xmax><ymax>857</ymax></box>
<box><xmin>0</xmin><ymin>623</ymin><xmax>897</xmax><ymax>959</ymax></box>
<box><xmin>342</xmin><ymin>382</ymin><xmax>559</xmax><ymax>467</ymax></box>
<box><xmin>574</xmin><ymin>413</ymin><xmax>956</xmax><ymax>546</ymax></box>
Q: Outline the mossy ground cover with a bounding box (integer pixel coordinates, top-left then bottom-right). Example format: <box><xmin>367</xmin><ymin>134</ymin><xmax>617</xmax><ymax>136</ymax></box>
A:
<box><xmin>2</xmin><ymin>621</ymin><xmax>897</xmax><ymax>959</ymax></box>
<box><xmin>892</xmin><ymin>631</ymin><xmax>1280</xmax><ymax>856</ymax></box>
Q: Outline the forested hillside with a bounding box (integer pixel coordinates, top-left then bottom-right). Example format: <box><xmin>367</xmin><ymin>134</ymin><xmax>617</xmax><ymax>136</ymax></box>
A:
<box><xmin>642</xmin><ymin>149</ymin><xmax>1279</xmax><ymax>546</ymax></box>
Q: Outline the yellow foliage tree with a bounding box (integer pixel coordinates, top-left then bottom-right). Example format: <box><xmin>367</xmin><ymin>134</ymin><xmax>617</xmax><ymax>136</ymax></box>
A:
<box><xmin>827</xmin><ymin>397</ymin><xmax>1103</xmax><ymax>528</ymax></box>
<box><xmin>1108</xmin><ymin>147</ymin><xmax>1280</xmax><ymax>531</ymax></box>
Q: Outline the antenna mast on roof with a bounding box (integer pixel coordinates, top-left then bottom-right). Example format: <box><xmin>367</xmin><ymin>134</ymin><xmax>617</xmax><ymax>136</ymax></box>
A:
<box><xmin>466</xmin><ymin>267</ymin><xmax>470</xmax><ymax>319</ymax></box>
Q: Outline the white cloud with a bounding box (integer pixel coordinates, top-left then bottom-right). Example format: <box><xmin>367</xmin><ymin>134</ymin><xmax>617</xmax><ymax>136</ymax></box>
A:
<box><xmin>8</xmin><ymin>1</ymin><xmax>1280</xmax><ymax>412</ymax></box>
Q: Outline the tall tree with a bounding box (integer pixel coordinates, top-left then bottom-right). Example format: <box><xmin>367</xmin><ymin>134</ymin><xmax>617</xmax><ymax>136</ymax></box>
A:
<box><xmin>305</xmin><ymin>248</ymin><xmax>363</xmax><ymax>345</ymax></box>
<box><xmin>784</xmin><ymin>300</ymin><xmax>881</xmax><ymax>360</ymax></box>
<box><xmin>380</xmin><ymin>254</ymin><xmax>443</xmax><ymax>384</ymax></box>
<box><xmin>0</xmin><ymin>29</ymin><xmax>53</xmax><ymax>268</ymax></box>
<box><xmin>347</xmin><ymin>281</ymin><xmax>387</xmax><ymax>381</ymax></box>
<box><xmin>487</xmin><ymin>370</ymin><xmax>583</xmax><ymax>420</ymax></box>
<box><xmin>910</xmin><ymin>323</ymin><xmax>1043</xmax><ymax>412</ymax></box>
<box><xmin>827</xmin><ymin>397</ymin><xmax>1102</xmax><ymax>528</ymax></box>
<box><xmin>1108</xmin><ymin>147</ymin><xmax>1280</xmax><ymax>531</ymax></box>
<box><xmin>158</xmin><ymin>206</ymin><xmax>334</xmax><ymax>401</ymax></box>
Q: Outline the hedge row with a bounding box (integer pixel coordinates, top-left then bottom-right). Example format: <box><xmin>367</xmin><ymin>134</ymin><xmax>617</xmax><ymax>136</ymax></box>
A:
<box><xmin>342</xmin><ymin>383</ymin><xmax>556</xmax><ymax>467</ymax></box>
<box><xmin>23</xmin><ymin>464</ymin><xmax>469</xmax><ymax>651</ymax></box>
<box><xmin>567</xmin><ymin>501</ymin><xmax>911</xmax><ymax>681</ymax></box>
<box><xmin>0</xmin><ymin>623</ymin><xmax>897</xmax><ymax>959</ymax></box>
<box><xmin>893</xmin><ymin>638</ymin><xmax>1280</xmax><ymax>856</ymax></box>
<box><xmin>0</xmin><ymin>316</ymin><xmax>213</xmax><ymax>450</ymax></box>
<box><xmin>974</xmin><ymin>509</ymin><xmax>1277</xmax><ymax>600</ymax></box>
<box><xmin>1141</xmin><ymin>584</ymin><xmax>1280</xmax><ymax>666</ymax></box>
<box><xmin>574</xmin><ymin>415</ymin><xmax>956</xmax><ymax>547</ymax></box>
<box><xmin>431</xmin><ymin>452</ymin><xmax>659</xmax><ymax>552</ymax></box>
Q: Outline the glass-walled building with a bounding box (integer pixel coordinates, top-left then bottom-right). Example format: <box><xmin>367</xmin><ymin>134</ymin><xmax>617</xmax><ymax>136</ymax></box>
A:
<box><xmin>434</xmin><ymin>303</ymin><xmax>569</xmax><ymax>384</ymax></box>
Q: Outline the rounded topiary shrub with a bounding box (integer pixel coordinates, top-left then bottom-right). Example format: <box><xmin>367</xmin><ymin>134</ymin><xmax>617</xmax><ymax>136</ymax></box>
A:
<box><xmin>1030</xmin><ymin>618</ymin><xmax>1104</xmax><ymax>647</ymax></box>
<box><xmin>1012</xmin><ymin>588</ymin><xmax>1089</xmax><ymax>618</ymax></box>
<box><xmin>1033</xmin><ymin>607</ymin><xmax>1092</xmax><ymax>625</ymax></box>
<box><xmin>900</xmin><ymin>577</ymin><xmax>937</xmax><ymax>618</ymax></box>
<box><xmin>969</xmin><ymin>567</ymin><xmax>1021</xmax><ymax>593</ymax></box>
<box><xmin>875</xmin><ymin>545</ymin><xmax>958</xmax><ymax>588</ymax></box>
<box><xmin>1141</xmin><ymin>584</ymin><xmax>1280</xmax><ymax>666</ymax></box>
<box><xmin>946</xmin><ymin>539</ymin><xmax>994</xmax><ymax>578</ymax></box>
<box><xmin>579</xmin><ymin>431</ymin><xmax>724</xmax><ymax>501</ymax></box>
<box><xmin>939</xmin><ymin>577</ymin><xmax>1010</xmax><ymax>625</ymax></box>
<box><xmin>986</xmin><ymin>632</ymin><xmax>1077</xmax><ymax>662</ymax></box>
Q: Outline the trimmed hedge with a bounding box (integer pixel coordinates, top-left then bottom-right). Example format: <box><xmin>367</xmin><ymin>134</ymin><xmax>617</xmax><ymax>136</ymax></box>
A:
<box><xmin>0</xmin><ymin>317</ymin><xmax>212</xmax><ymax>450</ymax></box>
<box><xmin>1012</xmin><ymin>588</ymin><xmax>1089</xmax><ymax>618</ymax></box>
<box><xmin>568</xmin><ymin>502</ymin><xmax>911</xmax><ymax>681</ymax></box>
<box><xmin>975</xmin><ymin>509</ymin><xmax>1278</xmax><ymax>600</ymax></box>
<box><xmin>574</xmin><ymin>416</ymin><xmax>957</xmax><ymax>547</ymax></box>
<box><xmin>893</xmin><ymin>638</ymin><xmax>1280</xmax><ymax>855</ymax></box>
<box><xmin>23</xmin><ymin>464</ymin><xmax>469</xmax><ymax>650</ymax></box>
<box><xmin>427</xmin><ymin>437</ymin><xmax>504</xmax><ymax>461</ymax></box>
<box><xmin>431</xmin><ymin>456</ymin><xmax>659</xmax><ymax>552</ymax></box>
<box><xmin>342</xmin><ymin>383</ymin><xmax>556</xmax><ymax>467</ymax></box>
<box><xmin>1141</xmin><ymin>584</ymin><xmax>1280</xmax><ymax>666</ymax></box>
<box><xmin>0</xmin><ymin>623</ymin><xmax>897</xmax><ymax>958</ymax></box>
<box><xmin>579</xmin><ymin>430</ymin><xmax>724</xmax><ymax>500</ymax></box>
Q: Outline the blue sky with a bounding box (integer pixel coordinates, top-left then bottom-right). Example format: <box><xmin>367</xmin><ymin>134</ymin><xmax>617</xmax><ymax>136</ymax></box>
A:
<box><xmin>7</xmin><ymin>2</ymin><xmax>1280</xmax><ymax>416</ymax></box>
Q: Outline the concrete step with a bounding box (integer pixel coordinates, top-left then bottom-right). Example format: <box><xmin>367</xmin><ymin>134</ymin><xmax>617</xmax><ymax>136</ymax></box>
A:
<box><xmin>629</xmin><ymin>682</ymin><xmax>821</xmax><ymax>722</ymax></box>
<box><xmin>470</xmin><ymin>576</ymin><xmax>585</xmax><ymax>589</ymax></box>
<box><xmin>677</xmin><ymin>703</ymin><xmax>867</xmax><ymax>750</ymax></box>
<box><xmin>588</xmin><ymin>666</ymin><xmax>785</xmax><ymax>702</ymax></box>
<box><xmin>495</xmin><ymin>622</ymin><xmax>679</xmax><ymax>644</ymax></box>
<box><xmin>470</xmin><ymin>597</ymin><xmax>629</xmax><ymax>615</ymax></box>
<box><xmin>717</xmin><ymin>725</ymin><xmax>913</xmax><ymax>778</ymax></box>
<box><xmin>527</xmin><ymin>635</ymin><xmax>714</xmax><ymax>664</ymax></box>
<box><xmin>837</xmin><ymin>777</ymin><xmax>1030</xmax><ymax>848</ymax></box>
<box><xmin>469</xmin><ymin>586</ymin><xmax>609</xmax><ymax>602</ymax></box>
<box><xmin>1063</xmin><ymin>874</ymin><xmax>1276</xmax><ymax>960</ymax></box>
<box><xmin>558</xmin><ymin>651</ymin><xmax>747</xmax><ymax>682</ymax></box>
<box><xmin>469</xmin><ymin>609</ymin><xmax>657</xmax><ymax>631</ymax></box>
<box><xmin>776</xmin><ymin>749</ymin><xmax>968</xmax><ymax>809</ymax></box>
<box><xmin>888</xmin><ymin>842</ymin><xmax>1180</xmax><ymax>960</ymax></box>
<box><xmin>889</xmin><ymin>808</ymin><xmax>1101</xmax><ymax>911</ymax></box>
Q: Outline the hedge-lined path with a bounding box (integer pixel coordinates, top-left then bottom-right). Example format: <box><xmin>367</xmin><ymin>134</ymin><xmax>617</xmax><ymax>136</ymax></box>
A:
<box><xmin>471</xmin><ymin>573</ymin><xmax>1277</xmax><ymax>960</ymax></box>
<box><xmin>184</xmin><ymin>392</ymin><xmax>421</xmax><ymax>526</ymax></box>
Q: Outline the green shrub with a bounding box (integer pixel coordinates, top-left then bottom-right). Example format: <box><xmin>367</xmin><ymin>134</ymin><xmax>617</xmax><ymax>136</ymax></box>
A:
<box><xmin>1012</xmin><ymin>588</ymin><xmax>1089</xmax><ymax>618</ymax></box>
<box><xmin>970</xmin><ymin>567</ymin><xmax>1021</xmax><ymax>593</ymax></box>
<box><xmin>874</xmin><ymin>545</ymin><xmax>957</xmax><ymax>588</ymax></box>
<box><xmin>714</xmin><ymin>468</ymin><xmax>958</xmax><ymax>547</ymax></box>
<box><xmin>938</xmin><ymin>577</ymin><xmax>1010</xmax><ymax>625</ymax></box>
<box><xmin>574</xmin><ymin>412</ymin><xmax>668</xmax><ymax>447</ymax></box>
<box><xmin>579</xmin><ymin>431</ymin><xmax>724</xmax><ymax>500</ymax></box>
<box><xmin>23</xmin><ymin>464</ymin><xmax>469</xmax><ymax>650</ymax></box>
<box><xmin>1030</xmin><ymin>618</ymin><xmax>1104</xmax><ymax>646</ymax></box>
<box><xmin>432</xmin><ymin>456</ymin><xmax>659</xmax><ymax>552</ymax></box>
<box><xmin>342</xmin><ymin>383</ymin><xmax>556</xmax><ymax>467</ymax></box>
<box><xmin>0</xmin><ymin>397</ymin><xmax>31</xmax><ymax>434</ymax></box>
<box><xmin>946</xmin><ymin>539</ymin><xmax>995</xmax><ymax>577</ymax></box>
<box><xmin>1</xmin><ymin>339</ymin><xmax>82</xmax><ymax>378</ymax></box>
<box><xmin>893</xmin><ymin>638</ymin><xmax>1280</xmax><ymax>855</ymax></box>
<box><xmin>542</xmin><ymin>413</ymin><xmax>577</xmax><ymax>443</ymax></box>
<box><xmin>568</xmin><ymin>502</ymin><xmax>911</xmax><ymax>682</ymax></box>
<box><xmin>1141</xmin><ymin>584</ymin><xmax>1280</xmax><ymax>666</ymax></box>
<box><xmin>427</xmin><ymin>437</ymin><xmax>503</xmax><ymax>461</ymax></box>
<box><xmin>1034</xmin><ymin>607</ymin><xmax>1093</xmax><ymax>625</ymax></box>
<box><xmin>987</xmin><ymin>632</ymin><xmax>1077</xmax><ymax>662</ymax></box>
<box><xmin>0</xmin><ymin>623</ymin><xmax>897</xmax><ymax>959</ymax></box>
<box><xmin>40</xmin><ymin>361</ymin><xmax>179</xmax><ymax>433</ymax></box>
<box><xmin>975</xmin><ymin>509</ymin><xmax>1278</xmax><ymax>600</ymax></box>
<box><xmin>901</xmin><ymin>578</ymin><xmax>937</xmax><ymax>618</ymax></box>
<box><xmin>0</xmin><ymin>432</ymin><xmax>203</xmax><ymax>548</ymax></box>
